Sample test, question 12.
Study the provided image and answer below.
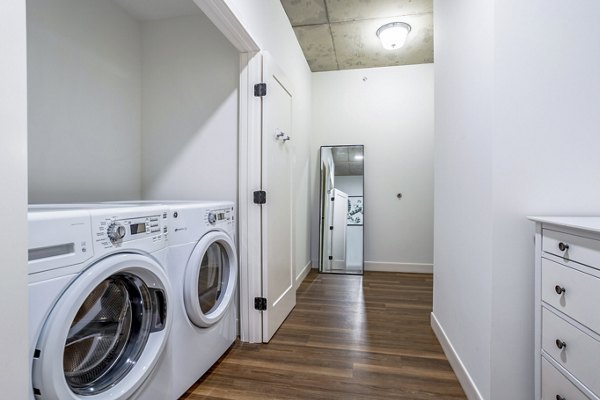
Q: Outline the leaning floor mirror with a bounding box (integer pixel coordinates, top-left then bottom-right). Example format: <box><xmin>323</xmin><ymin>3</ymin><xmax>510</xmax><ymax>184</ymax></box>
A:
<box><xmin>319</xmin><ymin>145</ymin><xmax>364</xmax><ymax>275</ymax></box>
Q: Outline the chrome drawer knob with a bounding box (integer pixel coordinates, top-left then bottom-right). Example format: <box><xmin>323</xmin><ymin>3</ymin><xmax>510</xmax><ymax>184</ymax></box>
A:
<box><xmin>555</xmin><ymin>339</ymin><xmax>567</xmax><ymax>349</ymax></box>
<box><xmin>555</xmin><ymin>285</ymin><xmax>566</xmax><ymax>295</ymax></box>
<box><xmin>558</xmin><ymin>242</ymin><xmax>569</xmax><ymax>252</ymax></box>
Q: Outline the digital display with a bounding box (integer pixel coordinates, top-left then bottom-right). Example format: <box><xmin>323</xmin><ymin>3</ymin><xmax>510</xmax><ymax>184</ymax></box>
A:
<box><xmin>130</xmin><ymin>223</ymin><xmax>146</xmax><ymax>235</ymax></box>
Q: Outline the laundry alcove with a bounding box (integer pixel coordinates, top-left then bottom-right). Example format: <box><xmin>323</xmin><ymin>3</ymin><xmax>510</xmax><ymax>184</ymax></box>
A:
<box><xmin>27</xmin><ymin>0</ymin><xmax>240</xmax><ymax>205</ymax></box>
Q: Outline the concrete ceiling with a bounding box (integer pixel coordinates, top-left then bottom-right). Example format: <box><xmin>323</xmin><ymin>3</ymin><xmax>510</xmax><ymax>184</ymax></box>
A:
<box><xmin>280</xmin><ymin>0</ymin><xmax>433</xmax><ymax>72</ymax></box>
<box><xmin>332</xmin><ymin>146</ymin><xmax>364</xmax><ymax>176</ymax></box>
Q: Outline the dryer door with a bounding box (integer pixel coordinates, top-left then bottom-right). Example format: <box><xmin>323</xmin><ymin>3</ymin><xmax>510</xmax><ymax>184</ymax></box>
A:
<box><xmin>32</xmin><ymin>253</ymin><xmax>172</xmax><ymax>400</ymax></box>
<box><xmin>184</xmin><ymin>231</ymin><xmax>237</xmax><ymax>328</ymax></box>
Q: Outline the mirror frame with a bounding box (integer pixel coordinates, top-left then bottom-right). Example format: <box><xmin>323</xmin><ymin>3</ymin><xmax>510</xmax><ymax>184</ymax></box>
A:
<box><xmin>318</xmin><ymin>144</ymin><xmax>364</xmax><ymax>275</ymax></box>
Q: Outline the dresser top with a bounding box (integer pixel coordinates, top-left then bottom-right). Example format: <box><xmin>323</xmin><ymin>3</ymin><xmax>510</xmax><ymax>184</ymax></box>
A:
<box><xmin>529</xmin><ymin>216</ymin><xmax>600</xmax><ymax>233</ymax></box>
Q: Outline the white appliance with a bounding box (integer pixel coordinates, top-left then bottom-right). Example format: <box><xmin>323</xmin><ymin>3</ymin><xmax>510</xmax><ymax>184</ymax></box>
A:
<box><xmin>168</xmin><ymin>201</ymin><xmax>237</xmax><ymax>398</ymax></box>
<box><xmin>108</xmin><ymin>201</ymin><xmax>238</xmax><ymax>398</ymax></box>
<box><xmin>28</xmin><ymin>204</ymin><xmax>173</xmax><ymax>400</ymax></box>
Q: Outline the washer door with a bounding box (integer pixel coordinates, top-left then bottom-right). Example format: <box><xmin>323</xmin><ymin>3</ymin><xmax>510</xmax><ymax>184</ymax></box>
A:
<box><xmin>184</xmin><ymin>231</ymin><xmax>237</xmax><ymax>328</ymax></box>
<box><xmin>32</xmin><ymin>253</ymin><xmax>172</xmax><ymax>400</ymax></box>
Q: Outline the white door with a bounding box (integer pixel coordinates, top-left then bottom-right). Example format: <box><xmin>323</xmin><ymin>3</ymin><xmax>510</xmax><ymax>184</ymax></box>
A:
<box><xmin>260</xmin><ymin>53</ymin><xmax>295</xmax><ymax>342</ymax></box>
<box><xmin>331</xmin><ymin>189</ymin><xmax>348</xmax><ymax>270</ymax></box>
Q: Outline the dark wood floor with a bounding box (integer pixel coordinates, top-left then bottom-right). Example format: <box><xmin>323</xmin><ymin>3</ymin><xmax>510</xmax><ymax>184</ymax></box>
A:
<box><xmin>181</xmin><ymin>270</ymin><xmax>466</xmax><ymax>399</ymax></box>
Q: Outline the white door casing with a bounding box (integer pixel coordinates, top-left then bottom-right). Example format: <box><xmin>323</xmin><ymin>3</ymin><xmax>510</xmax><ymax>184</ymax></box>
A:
<box><xmin>261</xmin><ymin>53</ymin><xmax>296</xmax><ymax>342</ymax></box>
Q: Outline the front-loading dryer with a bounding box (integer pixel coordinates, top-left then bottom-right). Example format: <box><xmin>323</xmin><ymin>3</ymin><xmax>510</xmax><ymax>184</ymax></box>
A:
<box><xmin>28</xmin><ymin>204</ymin><xmax>173</xmax><ymax>400</ymax></box>
<box><xmin>166</xmin><ymin>201</ymin><xmax>237</xmax><ymax>398</ymax></box>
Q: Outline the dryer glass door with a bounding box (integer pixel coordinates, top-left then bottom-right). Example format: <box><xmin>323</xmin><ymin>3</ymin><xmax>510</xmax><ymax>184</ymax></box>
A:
<box><xmin>184</xmin><ymin>231</ymin><xmax>237</xmax><ymax>328</ymax></box>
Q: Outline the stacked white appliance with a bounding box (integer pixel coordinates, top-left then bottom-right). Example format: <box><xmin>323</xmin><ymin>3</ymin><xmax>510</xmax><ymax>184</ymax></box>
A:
<box><xmin>108</xmin><ymin>201</ymin><xmax>238</xmax><ymax>398</ymax></box>
<box><xmin>28</xmin><ymin>204</ymin><xmax>174</xmax><ymax>400</ymax></box>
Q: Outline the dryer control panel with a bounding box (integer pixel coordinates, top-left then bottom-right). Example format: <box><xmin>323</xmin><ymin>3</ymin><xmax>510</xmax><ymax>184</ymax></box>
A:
<box><xmin>205</xmin><ymin>207</ymin><xmax>234</xmax><ymax>229</ymax></box>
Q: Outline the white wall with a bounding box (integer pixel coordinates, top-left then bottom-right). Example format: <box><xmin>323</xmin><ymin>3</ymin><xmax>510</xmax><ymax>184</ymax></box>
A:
<box><xmin>0</xmin><ymin>0</ymin><xmax>28</xmax><ymax>398</ymax></box>
<box><xmin>432</xmin><ymin>0</ymin><xmax>494</xmax><ymax>397</ymax></box>
<box><xmin>490</xmin><ymin>0</ymin><xmax>600</xmax><ymax>397</ymax></box>
<box><xmin>141</xmin><ymin>13</ymin><xmax>239</xmax><ymax>202</ymax></box>
<box><xmin>225</xmin><ymin>0</ymin><xmax>313</xmax><ymax>277</ymax></box>
<box><xmin>434</xmin><ymin>0</ymin><xmax>600</xmax><ymax>398</ymax></box>
<box><xmin>335</xmin><ymin>176</ymin><xmax>363</xmax><ymax>196</ymax></box>
<box><xmin>28</xmin><ymin>0</ymin><xmax>142</xmax><ymax>203</ymax></box>
<box><xmin>312</xmin><ymin>65</ymin><xmax>434</xmax><ymax>271</ymax></box>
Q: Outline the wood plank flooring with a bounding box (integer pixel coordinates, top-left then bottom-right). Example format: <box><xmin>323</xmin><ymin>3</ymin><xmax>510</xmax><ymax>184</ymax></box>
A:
<box><xmin>180</xmin><ymin>270</ymin><xmax>465</xmax><ymax>399</ymax></box>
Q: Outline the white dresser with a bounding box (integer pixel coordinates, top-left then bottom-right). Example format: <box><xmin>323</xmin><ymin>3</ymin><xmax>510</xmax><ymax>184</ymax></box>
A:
<box><xmin>530</xmin><ymin>217</ymin><xmax>600</xmax><ymax>400</ymax></box>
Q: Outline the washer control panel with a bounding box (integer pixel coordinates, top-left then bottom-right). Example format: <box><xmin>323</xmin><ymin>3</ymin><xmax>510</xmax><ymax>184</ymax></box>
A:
<box><xmin>93</xmin><ymin>208</ymin><xmax>168</xmax><ymax>250</ymax></box>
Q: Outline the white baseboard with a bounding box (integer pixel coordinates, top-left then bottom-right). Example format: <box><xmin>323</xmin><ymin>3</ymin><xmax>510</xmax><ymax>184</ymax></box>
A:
<box><xmin>295</xmin><ymin>260</ymin><xmax>312</xmax><ymax>287</ymax></box>
<box><xmin>430</xmin><ymin>312</ymin><xmax>484</xmax><ymax>400</ymax></box>
<box><xmin>364</xmin><ymin>261</ymin><xmax>433</xmax><ymax>273</ymax></box>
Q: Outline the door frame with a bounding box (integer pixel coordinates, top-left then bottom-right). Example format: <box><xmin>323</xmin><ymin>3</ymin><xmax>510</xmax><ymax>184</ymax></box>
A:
<box><xmin>193</xmin><ymin>0</ymin><xmax>263</xmax><ymax>343</ymax></box>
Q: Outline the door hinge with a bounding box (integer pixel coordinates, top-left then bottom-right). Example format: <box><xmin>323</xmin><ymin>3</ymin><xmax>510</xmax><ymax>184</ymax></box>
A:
<box><xmin>331</xmin><ymin>197</ymin><xmax>335</xmax><ymax>201</ymax></box>
<box><xmin>328</xmin><ymin>256</ymin><xmax>333</xmax><ymax>260</ymax></box>
<box><xmin>329</xmin><ymin>226</ymin><xmax>334</xmax><ymax>230</ymax></box>
<box><xmin>254</xmin><ymin>297</ymin><xmax>267</xmax><ymax>311</ymax></box>
<box><xmin>254</xmin><ymin>83</ymin><xmax>267</xmax><ymax>97</ymax></box>
<box><xmin>253</xmin><ymin>190</ymin><xmax>266</xmax><ymax>204</ymax></box>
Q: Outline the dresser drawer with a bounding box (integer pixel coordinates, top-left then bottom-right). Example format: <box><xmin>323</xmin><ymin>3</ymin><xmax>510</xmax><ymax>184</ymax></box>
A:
<box><xmin>541</xmin><ymin>357</ymin><xmax>589</xmax><ymax>400</ymax></box>
<box><xmin>542</xmin><ymin>308</ymin><xmax>600</xmax><ymax>396</ymax></box>
<box><xmin>543</xmin><ymin>229</ymin><xmax>600</xmax><ymax>270</ymax></box>
<box><xmin>542</xmin><ymin>258</ymin><xmax>600</xmax><ymax>334</ymax></box>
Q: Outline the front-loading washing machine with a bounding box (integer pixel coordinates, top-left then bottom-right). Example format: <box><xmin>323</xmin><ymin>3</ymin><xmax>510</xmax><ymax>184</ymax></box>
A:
<box><xmin>107</xmin><ymin>200</ymin><xmax>238</xmax><ymax>398</ymax></box>
<box><xmin>28</xmin><ymin>204</ymin><xmax>173</xmax><ymax>400</ymax></box>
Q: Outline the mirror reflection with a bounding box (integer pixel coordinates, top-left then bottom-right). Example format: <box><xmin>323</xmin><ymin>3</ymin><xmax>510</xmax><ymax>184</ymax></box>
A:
<box><xmin>319</xmin><ymin>145</ymin><xmax>364</xmax><ymax>275</ymax></box>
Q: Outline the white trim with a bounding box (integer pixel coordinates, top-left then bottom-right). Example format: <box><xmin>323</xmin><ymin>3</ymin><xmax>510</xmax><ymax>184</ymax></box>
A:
<box><xmin>364</xmin><ymin>261</ymin><xmax>433</xmax><ymax>273</ymax></box>
<box><xmin>193</xmin><ymin>0</ymin><xmax>259</xmax><ymax>52</ymax></box>
<box><xmin>430</xmin><ymin>312</ymin><xmax>484</xmax><ymax>400</ymax></box>
<box><xmin>196</xmin><ymin>0</ymin><xmax>263</xmax><ymax>343</ymax></box>
<box><xmin>295</xmin><ymin>260</ymin><xmax>312</xmax><ymax>287</ymax></box>
<box><xmin>237</xmin><ymin>52</ymin><xmax>263</xmax><ymax>343</ymax></box>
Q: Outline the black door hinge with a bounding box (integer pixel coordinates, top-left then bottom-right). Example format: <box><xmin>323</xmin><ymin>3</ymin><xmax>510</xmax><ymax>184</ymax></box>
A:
<box><xmin>254</xmin><ymin>83</ymin><xmax>267</xmax><ymax>97</ymax></box>
<box><xmin>328</xmin><ymin>256</ymin><xmax>333</xmax><ymax>260</ymax></box>
<box><xmin>254</xmin><ymin>297</ymin><xmax>267</xmax><ymax>311</ymax></box>
<box><xmin>253</xmin><ymin>190</ymin><xmax>266</xmax><ymax>204</ymax></box>
<box><xmin>329</xmin><ymin>226</ymin><xmax>334</xmax><ymax>230</ymax></box>
<box><xmin>331</xmin><ymin>197</ymin><xmax>335</xmax><ymax>201</ymax></box>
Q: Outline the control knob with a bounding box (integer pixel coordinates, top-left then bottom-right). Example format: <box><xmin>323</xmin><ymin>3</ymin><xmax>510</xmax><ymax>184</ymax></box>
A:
<box><xmin>107</xmin><ymin>223</ymin><xmax>126</xmax><ymax>243</ymax></box>
<box><xmin>208</xmin><ymin>212</ymin><xmax>217</xmax><ymax>225</ymax></box>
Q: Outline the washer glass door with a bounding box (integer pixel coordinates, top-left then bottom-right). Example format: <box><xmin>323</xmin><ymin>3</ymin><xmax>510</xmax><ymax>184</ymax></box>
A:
<box><xmin>64</xmin><ymin>273</ymin><xmax>154</xmax><ymax>395</ymax></box>
<box><xmin>32</xmin><ymin>253</ymin><xmax>171</xmax><ymax>400</ymax></box>
<box><xmin>184</xmin><ymin>231</ymin><xmax>237</xmax><ymax>328</ymax></box>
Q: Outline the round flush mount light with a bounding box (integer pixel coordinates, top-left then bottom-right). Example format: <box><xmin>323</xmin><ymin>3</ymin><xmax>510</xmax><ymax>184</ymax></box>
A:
<box><xmin>376</xmin><ymin>22</ymin><xmax>411</xmax><ymax>50</ymax></box>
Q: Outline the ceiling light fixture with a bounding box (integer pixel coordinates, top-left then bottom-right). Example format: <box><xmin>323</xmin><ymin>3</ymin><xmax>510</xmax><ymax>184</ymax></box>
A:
<box><xmin>376</xmin><ymin>22</ymin><xmax>411</xmax><ymax>50</ymax></box>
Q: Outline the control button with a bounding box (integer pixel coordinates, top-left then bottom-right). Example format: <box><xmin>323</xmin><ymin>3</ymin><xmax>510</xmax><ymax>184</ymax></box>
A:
<box><xmin>208</xmin><ymin>212</ymin><xmax>217</xmax><ymax>225</ymax></box>
<box><xmin>163</xmin><ymin>227</ymin><xmax>167</xmax><ymax>233</ymax></box>
<box><xmin>107</xmin><ymin>223</ymin><xmax>126</xmax><ymax>243</ymax></box>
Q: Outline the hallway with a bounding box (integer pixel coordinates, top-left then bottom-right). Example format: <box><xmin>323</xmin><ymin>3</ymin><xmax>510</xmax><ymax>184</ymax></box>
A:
<box><xmin>181</xmin><ymin>270</ymin><xmax>465</xmax><ymax>399</ymax></box>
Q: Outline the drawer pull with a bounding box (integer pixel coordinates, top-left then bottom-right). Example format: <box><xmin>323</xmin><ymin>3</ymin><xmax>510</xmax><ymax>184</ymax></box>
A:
<box><xmin>554</xmin><ymin>285</ymin><xmax>566</xmax><ymax>295</ymax></box>
<box><xmin>556</xmin><ymin>396</ymin><xmax>566</xmax><ymax>400</ymax></box>
<box><xmin>555</xmin><ymin>339</ymin><xmax>567</xmax><ymax>349</ymax></box>
<box><xmin>558</xmin><ymin>242</ymin><xmax>569</xmax><ymax>252</ymax></box>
